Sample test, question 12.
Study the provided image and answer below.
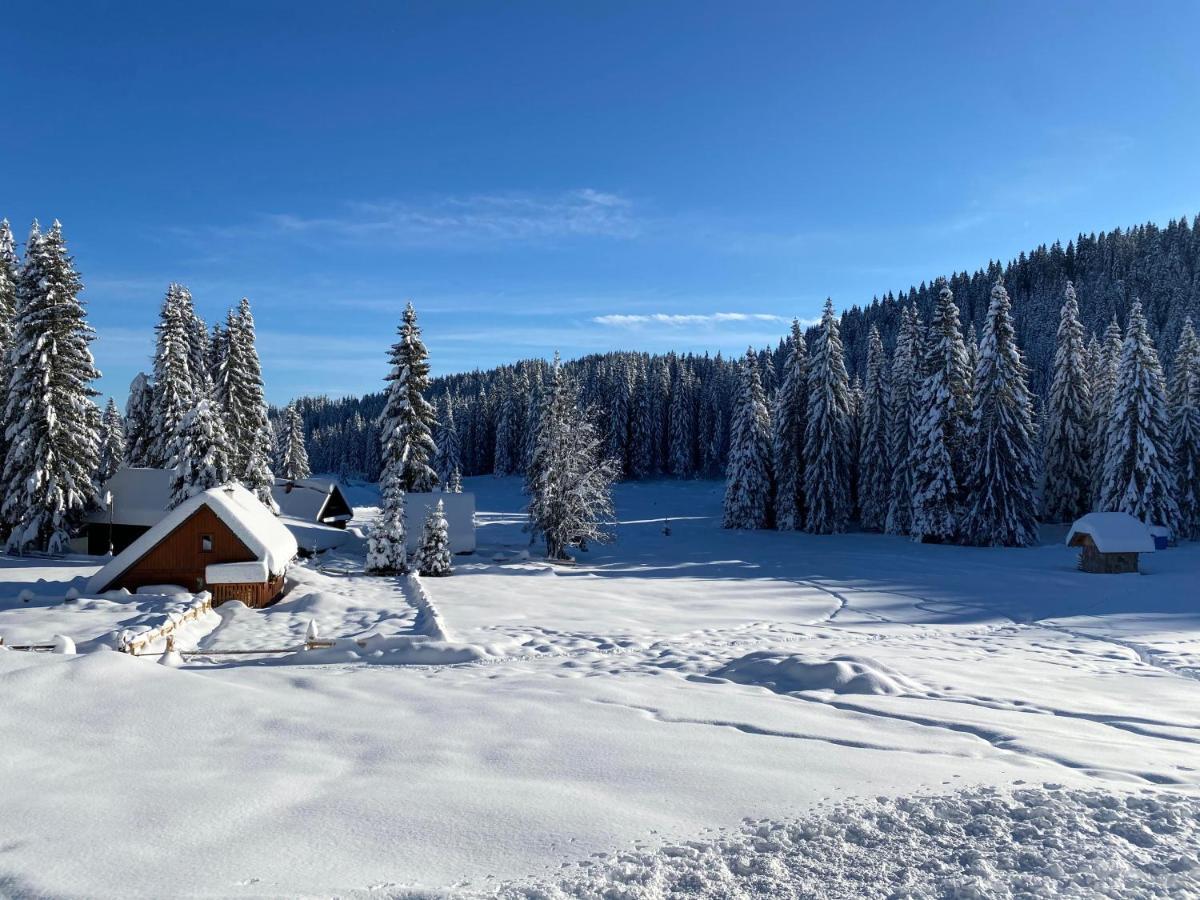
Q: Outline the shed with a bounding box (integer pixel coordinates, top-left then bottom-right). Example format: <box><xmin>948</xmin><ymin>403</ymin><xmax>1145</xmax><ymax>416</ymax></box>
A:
<box><xmin>271</xmin><ymin>478</ymin><xmax>354</xmax><ymax>529</ymax></box>
<box><xmin>83</xmin><ymin>467</ymin><xmax>172</xmax><ymax>554</ymax></box>
<box><xmin>1066</xmin><ymin>512</ymin><xmax>1155</xmax><ymax>574</ymax></box>
<box><xmin>87</xmin><ymin>484</ymin><xmax>298</xmax><ymax>607</ymax></box>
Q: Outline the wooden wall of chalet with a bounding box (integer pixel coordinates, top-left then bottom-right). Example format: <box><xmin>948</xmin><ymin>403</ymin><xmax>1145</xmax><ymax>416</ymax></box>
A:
<box><xmin>1076</xmin><ymin>537</ymin><xmax>1140</xmax><ymax>574</ymax></box>
<box><xmin>103</xmin><ymin>505</ymin><xmax>287</xmax><ymax>607</ymax></box>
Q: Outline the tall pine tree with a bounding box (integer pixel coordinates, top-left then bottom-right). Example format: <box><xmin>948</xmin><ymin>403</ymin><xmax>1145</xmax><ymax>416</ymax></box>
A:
<box><xmin>278</xmin><ymin>403</ymin><xmax>312</xmax><ymax>480</ymax></box>
<box><xmin>433</xmin><ymin>394</ymin><xmax>463</xmax><ymax>490</ymax></box>
<box><xmin>380</xmin><ymin>302</ymin><xmax>438</xmax><ymax>492</ymax></box>
<box><xmin>858</xmin><ymin>325</ymin><xmax>891</xmax><ymax>531</ymax></box>
<box><xmin>98</xmin><ymin>398</ymin><xmax>126</xmax><ymax>483</ymax></box>
<box><xmin>124</xmin><ymin>372</ymin><xmax>156</xmax><ymax>467</ymax></box>
<box><xmin>1099</xmin><ymin>300</ymin><xmax>1179</xmax><ymax>532</ymax></box>
<box><xmin>1</xmin><ymin>221</ymin><xmax>102</xmax><ymax>552</ymax></box>
<box><xmin>772</xmin><ymin>320</ymin><xmax>808</xmax><ymax>530</ymax></box>
<box><xmin>803</xmin><ymin>299</ymin><xmax>852</xmax><ymax>534</ymax></box>
<box><xmin>222</xmin><ymin>299</ymin><xmax>277</xmax><ymax>508</ymax></box>
<box><xmin>722</xmin><ymin>349</ymin><xmax>773</xmax><ymax>529</ymax></box>
<box><xmin>962</xmin><ymin>279</ymin><xmax>1039</xmax><ymax>546</ymax></box>
<box><xmin>149</xmin><ymin>284</ymin><xmax>194</xmax><ymax>467</ymax></box>
<box><xmin>1169</xmin><ymin>318</ymin><xmax>1200</xmax><ymax>540</ymax></box>
<box><xmin>886</xmin><ymin>305</ymin><xmax>923</xmax><ymax>535</ymax></box>
<box><xmin>167</xmin><ymin>399</ymin><xmax>231</xmax><ymax>508</ymax></box>
<box><xmin>1041</xmin><ymin>282</ymin><xmax>1093</xmax><ymax>522</ymax></box>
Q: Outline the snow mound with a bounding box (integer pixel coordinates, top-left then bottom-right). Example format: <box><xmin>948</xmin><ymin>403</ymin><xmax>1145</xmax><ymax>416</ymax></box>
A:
<box><xmin>484</xmin><ymin>786</ymin><xmax>1200</xmax><ymax>899</ymax></box>
<box><xmin>711</xmin><ymin>651</ymin><xmax>922</xmax><ymax>695</ymax></box>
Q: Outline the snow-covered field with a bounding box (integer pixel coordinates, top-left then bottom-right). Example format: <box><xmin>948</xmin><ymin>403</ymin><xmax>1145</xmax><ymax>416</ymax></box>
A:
<box><xmin>1</xmin><ymin>477</ymin><xmax>1198</xmax><ymax>898</ymax></box>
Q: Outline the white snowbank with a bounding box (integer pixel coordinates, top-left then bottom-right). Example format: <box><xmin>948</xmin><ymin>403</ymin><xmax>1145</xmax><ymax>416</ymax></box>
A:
<box><xmin>486</xmin><ymin>786</ymin><xmax>1200</xmax><ymax>899</ymax></box>
<box><xmin>711</xmin><ymin>651</ymin><xmax>923</xmax><ymax>696</ymax></box>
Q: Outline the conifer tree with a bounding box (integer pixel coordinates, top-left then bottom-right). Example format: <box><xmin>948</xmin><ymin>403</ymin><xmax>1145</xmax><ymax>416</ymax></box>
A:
<box><xmin>803</xmin><ymin>299</ymin><xmax>852</xmax><ymax>534</ymax></box>
<box><xmin>222</xmin><ymin>299</ymin><xmax>277</xmax><ymax>508</ymax></box>
<box><xmin>858</xmin><ymin>325</ymin><xmax>891</xmax><ymax>531</ymax></box>
<box><xmin>98</xmin><ymin>399</ymin><xmax>126</xmax><ymax>483</ymax></box>
<box><xmin>1</xmin><ymin>221</ymin><xmax>102</xmax><ymax>552</ymax></box>
<box><xmin>886</xmin><ymin>305</ymin><xmax>923</xmax><ymax>535</ymax></box>
<box><xmin>1099</xmin><ymin>300</ymin><xmax>1179</xmax><ymax>532</ymax></box>
<box><xmin>629</xmin><ymin>364</ymin><xmax>656</xmax><ymax>479</ymax></box>
<box><xmin>167</xmin><ymin>399</ymin><xmax>231</xmax><ymax>508</ymax></box>
<box><xmin>0</xmin><ymin>219</ymin><xmax>17</xmax><ymax>469</ymax></box>
<box><xmin>417</xmin><ymin>499</ymin><xmax>453</xmax><ymax>576</ymax></box>
<box><xmin>149</xmin><ymin>284</ymin><xmax>195</xmax><ymax>467</ymax></box>
<box><xmin>380</xmin><ymin>302</ymin><xmax>438</xmax><ymax>493</ymax></box>
<box><xmin>525</xmin><ymin>353</ymin><xmax>617</xmax><ymax>558</ymax></box>
<box><xmin>668</xmin><ymin>366</ymin><xmax>696</xmax><ymax>477</ymax></box>
<box><xmin>1091</xmin><ymin>318</ymin><xmax>1123</xmax><ymax>504</ymax></box>
<box><xmin>493</xmin><ymin>386</ymin><xmax>521</xmax><ymax>476</ymax></box>
<box><xmin>124</xmin><ymin>372</ymin><xmax>156</xmax><ymax>467</ymax></box>
<box><xmin>1169</xmin><ymin>319</ymin><xmax>1200</xmax><ymax>540</ymax></box>
<box><xmin>1041</xmin><ymin>282</ymin><xmax>1094</xmax><ymax>522</ymax></box>
<box><xmin>772</xmin><ymin>320</ymin><xmax>808</xmax><ymax>530</ymax></box>
<box><xmin>278</xmin><ymin>403</ymin><xmax>312</xmax><ymax>480</ymax></box>
<box><xmin>926</xmin><ymin>279</ymin><xmax>974</xmax><ymax>495</ymax></box>
<box><xmin>433</xmin><ymin>394</ymin><xmax>463</xmax><ymax>489</ymax></box>
<box><xmin>722</xmin><ymin>350</ymin><xmax>773</xmax><ymax>529</ymax></box>
<box><xmin>962</xmin><ymin>280</ymin><xmax>1039</xmax><ymax>546</ymax></box>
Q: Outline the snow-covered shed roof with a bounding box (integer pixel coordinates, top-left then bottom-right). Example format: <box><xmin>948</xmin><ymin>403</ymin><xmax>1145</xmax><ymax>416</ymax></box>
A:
<box><xmin>1066</xmin><ymin>512</ymin><xmax>1156</xmax><ymax>554</ymax></box>
<box><xmin>271</xmin><ymin>477</ymin><xmax>352</xmax><ymax>523</ymax></box>
<box><xmin>84</xmin><ymin>467</ymin><xmax>172</xmax><ymax>527</ymax></box>
<box><xmin>87</xmin><ymin>484</ymin><xmax>298</xmax><ymax>595</ymax></box>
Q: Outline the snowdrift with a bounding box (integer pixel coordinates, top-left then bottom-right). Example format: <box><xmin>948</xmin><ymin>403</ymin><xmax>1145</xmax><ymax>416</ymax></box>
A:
<box><xmin>710</xmin><ymin>651</ymin><xmax>923</xmax><ymax>696</ymax></box>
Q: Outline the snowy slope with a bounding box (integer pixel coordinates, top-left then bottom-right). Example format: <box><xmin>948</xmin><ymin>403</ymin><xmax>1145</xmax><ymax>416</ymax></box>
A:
<box><xmin>0</xmin><ymin>476</ymin><xmax>1196</xmax><ymax>897</ymax></box>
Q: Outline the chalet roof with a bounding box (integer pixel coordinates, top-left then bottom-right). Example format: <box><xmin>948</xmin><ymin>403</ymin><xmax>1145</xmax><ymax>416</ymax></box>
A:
<box><xmin>1066</xmin><ymin>512</ymin><xmax>1156</xmax><ymax>554</ymax></box>
<box><xmin>271</xmin><ymin>477</ymin><xmax>351</xmax><ymax>523</ymax></box>
<box><xmin>85</xmin><ymin>467</ymin><xmax>172</xmax><ymax>527</ymax></box>
<box><xmin>87</xmin><ymin>484</ymin><xmax>298</xmax><ymax>595</ymax></box>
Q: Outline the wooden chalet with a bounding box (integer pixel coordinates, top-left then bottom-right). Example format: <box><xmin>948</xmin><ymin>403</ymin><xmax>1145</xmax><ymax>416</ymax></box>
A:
<box><xmin>1066</xmin><ymin>512</ymin><xmax>1156</xmax><ymax>574</ymax></box>
<box><xmin>87</xmin><ymin>484</ymin><xmax>298</xmax><ymax>607</ymax></box>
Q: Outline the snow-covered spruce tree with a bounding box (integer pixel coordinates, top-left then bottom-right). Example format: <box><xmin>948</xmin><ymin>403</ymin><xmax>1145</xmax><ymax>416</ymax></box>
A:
<box><xmin>98</xmin><ymin>398</ymin><xmax>126</xmax><ymax>483</ymax></box>
<box><xmin>722</xmin><ymin>350</ymin><xmax>773</xmax><ymax>530</ymax></box>
<box><xmin>380</xmin><ymin>301</ymin><xmax>438</xmax><ymax>492</ymax></box>
<box><xmin>493</xmin><ymin>386</ymin><xmax>521</xmax><ymax>476</ymax></box>
<box><xmin>149</xmin><ymin>284</ymin><xmax>195</xmax><ymax>467</ymax></box>
<box><xmin>1</xmin><ymin>221</ymin><xmax>101</xmax><ymax>553</ymax></box>
<box><xmin>1041</xmin><ymin>282</ymin><xmax>1093</xmax><ymax>522</ymax></box>
<box><xmin>278</xmin><ymin>403</ymin><xmax>311</xmax><ymax>480</ymax></box>
<box><xmin>772</xmin><ymin>320</ymin><xmax>808</xmax><ymax>530</ymax></box>
<box><xmin>668</xmin><ymin>366</ymin><xmax>696</xmax><ymax>478</ymax></box>
<box><xmin>223</xmin><ymin>299</ymin><xmax>277</xmax><ymax>508</ymax></box>
<box><xmin>1090</xmin><ymin>317</ymin><xmax>1123</xmax><ymax>505</ymax></box>
<box><xmin>926</xmin><ymin>278</ymin><xmax>974</xmax><ymax>497</ymax></box>
<box><xmin>885</xmin><ymin>305</ymin><xmax>923</xmax><ymax>535</ymax></box>
<box><xmin>366</xmin><ymin>474</ymin><xmax>407</xmax><ymax>574</ymax></box>
<box><xmin>1170</xmin><ymin>319</ymin><xmax>1200</xmax><ymax>540</ymax></box>
<box><xmin>803</xmin><ymin>299</ymin><xmax>852</xmax><ymax>534</ymax></box>
<box><xmin>178</xmin><ymin>286</ymin><xmax>212</xmax><ymax>400</ymax></box>
<box><xmin>433</xmin><ymin>394</ymin><xmax>463</xmax><ymax>489</ymax></box>
<box><xmin>0</xmin><ymin>219</ymin><xmax>18</xmax><ymax>468</ymax></box>
<box><xmin>417</xmin><ymin>499</ymin><xmax>453</xmax><ymax>576</ymax></box>
<box><xmin>524</xmin><ymin>353</ymin><xmax>618</xmax><ymax>559</ymax></box>
<box><xmin>858</xmin><ymin>325</ymin><xmax>891</xmax><ymax>531</ymax></box>
<box><xmin>847</xmin><ymin>374</ymin><xmax>864</xmax><ymax>518</ymax></box>
<box><xmin>961</xmin><ymin>279</ymin><xmax>1039</xmax><ymax>546</ymax></box>
<box><xmin>167</xmin><ymin>398</ymin><xmax>231</xmax><ymax>508</ymax></box>
<box><xmin>1098</xmin><ymin>300</ymin><xmax>1179</xmax><ymax>532</ymax></box>
<box><xmin>123</xmin><ymin>372</ymin><xmax>156</xmax><ymax>467</ymax></box>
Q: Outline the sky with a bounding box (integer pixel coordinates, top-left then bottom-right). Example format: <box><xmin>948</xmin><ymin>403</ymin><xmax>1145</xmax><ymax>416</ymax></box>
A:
<box><xmin>3</xmin><ymin>1</ymin><xmax>1199</xmax><ymax>406</ymax></box>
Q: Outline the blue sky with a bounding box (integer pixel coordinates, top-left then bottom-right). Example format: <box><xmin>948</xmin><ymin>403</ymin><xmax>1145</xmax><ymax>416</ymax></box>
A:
<box><xmin>3</xmin><ymin>2</ymin><xmax>1199</xmax><ymax>406</ymax></box>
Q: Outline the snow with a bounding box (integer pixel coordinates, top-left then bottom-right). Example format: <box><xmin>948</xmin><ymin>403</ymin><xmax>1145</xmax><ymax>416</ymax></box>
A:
<box><xmin>87</xmin><ymin>483</ymin><xmax>298</xmax><ymax>593</ymax></box>
<box><xmin>0</xmin><ymin>476</ymin><xmax>1197</xmax><ymax>897</ymax></box>
<box><xmin>205</xmin><ymin>560</ymin><xmax>269</xmax><ymax>583</ymax></box>
<box><xmin>84</xmin><ymin>466</ymin><xmax>172</xmax><ymax>526</ymax></box>
<box><xmin>1067</xmin><ymin>511</ymin><xmax>1156</xmax><ymax>553</ymax></box>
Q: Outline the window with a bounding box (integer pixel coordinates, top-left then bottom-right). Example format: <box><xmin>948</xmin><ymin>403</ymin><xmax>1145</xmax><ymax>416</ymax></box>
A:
<box><xmin>200</xmin><ymin>534</ymin><xmax>213</xmax><ymax>552</ymax></box>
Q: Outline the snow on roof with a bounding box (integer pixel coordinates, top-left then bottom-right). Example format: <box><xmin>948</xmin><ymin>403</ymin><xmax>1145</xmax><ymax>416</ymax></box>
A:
<box><xmin>271</xmin><ymin>477</ymin><xmax>349</xmax><ymax>522</ymax></box>
<box><xmin>87</xmin><ymin>484</ymin><xmax>298</xmax><ymax>594</ymax></box>
<box><xmin>1066</xmin><ymin>512</ymin><xmax>1156</xmax><ymax>554</ymax></box>
<box><xmin>84</xmin><ymin>467</ymin><xmax>172</xmax><ymax>527</ymax></box>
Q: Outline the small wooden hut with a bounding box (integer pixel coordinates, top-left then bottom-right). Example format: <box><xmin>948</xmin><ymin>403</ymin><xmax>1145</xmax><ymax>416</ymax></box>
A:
<box><xmin>87</xmin><ymin>484</ymin><xmax>298</xmax><ymax>607</ymax></box>
<box><xmin>271</xmin><ymin>477</ymin><xmax>354</xmax><ymax>529</ymax></box>
<box><xmin>1066</xmin><ymin>512</ymin><xmax>1155</xmax><ymax>574</ymax></box>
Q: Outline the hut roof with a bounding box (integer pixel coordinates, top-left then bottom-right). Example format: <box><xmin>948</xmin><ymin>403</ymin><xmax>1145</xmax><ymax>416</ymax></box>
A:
<box><xmin>87</xmin><ymin>484</ymin><xmax>298</xmax><ymax>595</ymax></box>
<box><xmin>1066</xmin><ymin>512</ymin><xmax>1156</xmax><ymax>554</ymax></box>
<box><xmin>271</xmin><ymin>477</ymin><xmax>351</xmax><ymax>522</ymax></box>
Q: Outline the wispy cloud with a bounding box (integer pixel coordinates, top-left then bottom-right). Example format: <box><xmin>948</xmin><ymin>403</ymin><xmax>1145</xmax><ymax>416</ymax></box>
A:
<box><xmin>592</xmin><ymin>311</ymin><xmax>793</xmax><ymax>327</ymax></box>
<box><xmin>194</xmin><ymin>188</ymin><xmax>640</xmax><ymax>250</ymax></box>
